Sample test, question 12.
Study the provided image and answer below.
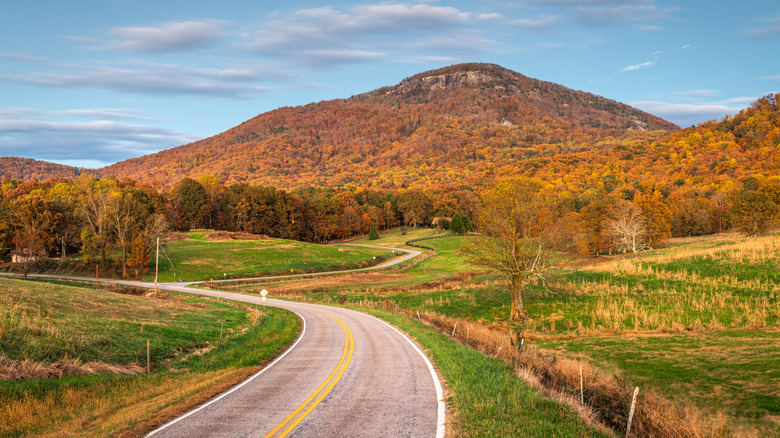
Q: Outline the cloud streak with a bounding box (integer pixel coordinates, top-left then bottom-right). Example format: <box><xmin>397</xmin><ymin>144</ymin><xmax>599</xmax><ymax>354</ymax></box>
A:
<box><xmin>621</xmin><ymin>61</ymin><xmax>654</xmax><ymax>71</ymax></box>
<box><xmin>0</xmin><ymin>61</ymin><xmax>280</xmax><ymax>98</ymax></box>
<box><xmin>631</xmin><ymin>97</ymin><xmax>756</xmax><ymax>126</ymax></box>
<box><xmin>0</xmin><ymin>108</ymin><xmax>199</xmax><ymax>166</ymax></box>
<box><xmin>109</xmin><ymin>20</ymin><xmax>227</xmax><ymax>52</ymax></box>
<box><xmin>747</xmin><ymin>15</ymin><xmax>780</xmax><ymax>38</ymax></box>
<box><xmin>246</xmin><ymin>3</ymin><xmax>485</xmax><ymax>65</ymax></box>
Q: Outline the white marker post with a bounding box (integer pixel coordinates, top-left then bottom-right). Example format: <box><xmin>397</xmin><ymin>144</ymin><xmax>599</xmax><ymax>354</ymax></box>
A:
<box><xmin>260</xmin><ymin>289</ymin><xmax>268</xmax><ymax>310</ymax></box>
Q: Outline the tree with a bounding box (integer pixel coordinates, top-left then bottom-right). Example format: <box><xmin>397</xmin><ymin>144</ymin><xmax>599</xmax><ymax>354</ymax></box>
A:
<box><xmin>78</xmin><ymin>185</ymin><xmax>114</xmax><ymax>264</ymax></box>
<box><xmin>579</xmin><ymin>197</ymin><xmax>611</xmax><ymax>255</ymax></box>
<box><xmin>603</xmin><ymin>199</ymin><xmax>649</xmax><ymax>254</ymax></box>
<box><xmin>9</xmin><ymin>194</ymin><xmax>62</xmax><ymax>252</ymax></box>
<box><xmin>368</xmin><ymin>222</ymin><xmax>380</xmax><ymax>240</ymax></box>
<box><xmin>397</xmin><ymin>190</ymin><xmax>433</xmax><ymax>228</ymax></box>
<box><xmin>171</xmin><ymin>178</ymin><xmax>207</xmax><ymax>230</ymax></box>
<box><xmin>108</xmin><ymin>191</ymin><xmax>145</xmax><ymax>277</ymax></box>
<box><xmin>461</xmin><ymin>178</ymin><xmax>563</xmax><ymax>324</ymax></box>
<box><xmin>634</xmin><ymin>194</ymin><xmax>671</xmax><ymax>247</ymax></box>
<box><xmin>11</xmin><ymin>231</ymin><xmax>47</xmax><ymax>279</ymax></box>
<box><xmin>450</xmin><ymin>214</ymin><xmax>464</xmax><ymax>234</ymax></box>
<box><xmin>730</xmin><ymin>190</ymin><xmax>779</xmax><ymax>235</ymax></box>
<box><xmin>126</xmin><ymin>234</ymin><xmax>152</xmax><ymax>277</ymax></box>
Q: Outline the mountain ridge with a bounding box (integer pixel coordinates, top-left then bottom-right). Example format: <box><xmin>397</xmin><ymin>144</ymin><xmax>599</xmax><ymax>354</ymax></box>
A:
<box><xmin>3</xmin><ymin>63</ymin><xmax>680</xmax><ymax>187</ymax></box>
<box><xmin>93</xmin><ymin>63</ymin><xmax>679</xmax><ymax>188</ymax></box>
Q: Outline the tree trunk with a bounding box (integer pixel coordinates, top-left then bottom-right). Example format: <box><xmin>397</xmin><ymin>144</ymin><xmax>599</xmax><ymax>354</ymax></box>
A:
<box><xmin>508</xmin><ymin>274</ymin><xmax>525</xmax><ymax>322</ymax></box>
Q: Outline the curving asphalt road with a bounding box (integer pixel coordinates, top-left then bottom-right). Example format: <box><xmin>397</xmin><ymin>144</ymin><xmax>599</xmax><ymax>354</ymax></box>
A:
<box><xmin>146</xmin><ymin>287</ymin><xmax>444</xmax><ymax>438</ymax></box>
<box><xmin>3</xmin><ymin>244</ymin><xmax>444</xmax><ymax>437</ymax></box>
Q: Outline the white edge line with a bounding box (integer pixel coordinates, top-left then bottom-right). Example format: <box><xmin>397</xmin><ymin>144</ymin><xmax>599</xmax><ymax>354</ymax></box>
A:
<box><xmin>361</xmin><ymin>313</ymin><xmax>446</xmax><ymax>438</ymax></box>
<box><xmin>145</xmin><ymin>307</ymin><xmax>307</xmax><ymax>437</ymax></box>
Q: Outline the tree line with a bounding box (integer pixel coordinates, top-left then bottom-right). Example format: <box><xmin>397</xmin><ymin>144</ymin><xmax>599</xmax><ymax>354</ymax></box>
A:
<box><xmin>0</xmin><ymin>174</ymin><xmax>478</xmax><ymax>277</ymax></box>
<box><xmin>2</xmin><ymin>170</ymin><xmax>777</xmax><ymax>278</ymax></box>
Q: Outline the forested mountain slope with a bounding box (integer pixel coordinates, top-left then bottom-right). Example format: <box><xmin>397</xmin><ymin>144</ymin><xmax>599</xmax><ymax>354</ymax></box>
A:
<box><xmin>97</xmin><ymin>63</ymin><xmax>679</xmax><ymax>189</ymax></box>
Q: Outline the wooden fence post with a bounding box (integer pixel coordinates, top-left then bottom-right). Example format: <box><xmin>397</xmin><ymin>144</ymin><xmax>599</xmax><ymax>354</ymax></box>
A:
<box><xmin>626</xmin><ymin>387</ymin><xmax>639</xmax><ymax>437</ymax></box>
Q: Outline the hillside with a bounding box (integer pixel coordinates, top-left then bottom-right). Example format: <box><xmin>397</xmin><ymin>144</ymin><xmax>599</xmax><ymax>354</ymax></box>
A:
<box><xmin>97</xmin><ymin>63</ymin><xmax>679</xmax><ymax>189</ymax></box>
<box><xmin>0</xmin><ymin>157</ymin><xmax>82</xmax><ymax>182</ymax></box>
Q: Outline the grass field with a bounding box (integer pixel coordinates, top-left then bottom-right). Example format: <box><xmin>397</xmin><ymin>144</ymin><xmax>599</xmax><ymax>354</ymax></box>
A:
<box><xmin>254</xmin><ymin>230</ymin><xmax>779</xmax><ymax>436</ymax></box>
<box><xmin>0</xmin><ymin>277</ymin><xmax>300</xmax><ymax>437</ymax></box>
<box><xmin>6</xmin><ymin>227</ymin><xmax>778</xmax><ymax>436</ymax></box>
<box><xmin>146</xmin><ymin>231</ymin><xmax>395</xmax><ymax>282</ymax></box>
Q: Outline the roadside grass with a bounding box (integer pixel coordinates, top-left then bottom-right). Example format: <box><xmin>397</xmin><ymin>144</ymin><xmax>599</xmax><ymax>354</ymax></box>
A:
<box><xmin>356</xmin><ymin>307</ymin><xmax>611</xmax><ymax>437</ymax></box>
<box><xmin>149</xmin><ymin>231</ymin><xmax>394</xmax><ymax>282</ymax></box>
<box><xmin>0</xmin><ymin>277</ymin><xmax>300</xmax><ymax>437</ymax></box>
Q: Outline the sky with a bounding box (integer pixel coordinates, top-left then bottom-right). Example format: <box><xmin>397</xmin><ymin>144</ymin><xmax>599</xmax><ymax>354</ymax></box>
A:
<box><xmin>1</xmin><ymin>0</ymin><xmax>779</xmax><ymax>168</ymax></box>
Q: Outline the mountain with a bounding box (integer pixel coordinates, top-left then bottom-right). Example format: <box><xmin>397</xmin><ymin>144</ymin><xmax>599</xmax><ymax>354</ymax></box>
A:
<box><xmin>0</xmin><ymin>157</ymin><xmax>82</xmax><ymax>182</ymax></box>
<box><xmin>95</xmin><ymin>63</ymin><xmax>679</xmax><ymax>189</ymax></box>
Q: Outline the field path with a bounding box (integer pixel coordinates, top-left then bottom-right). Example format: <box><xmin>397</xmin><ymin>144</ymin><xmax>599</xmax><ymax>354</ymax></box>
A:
<box><xmin>4</xmin><ymin>244</ymin><xmax>444</xmax><ymax>437</ymax></box>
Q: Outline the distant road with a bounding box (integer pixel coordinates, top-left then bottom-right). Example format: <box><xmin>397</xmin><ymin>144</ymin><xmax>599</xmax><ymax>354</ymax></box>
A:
<box><xmin>2</xmin><ymin>244</ymin><xmax>444</xmax><ymax>437</ymax></box>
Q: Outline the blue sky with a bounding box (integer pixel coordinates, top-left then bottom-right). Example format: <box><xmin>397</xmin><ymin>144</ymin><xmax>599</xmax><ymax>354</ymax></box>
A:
<box><xmin>1</xmin><ymin>0</ymin><xmax>779</xmax><ymax>168</ymax></box>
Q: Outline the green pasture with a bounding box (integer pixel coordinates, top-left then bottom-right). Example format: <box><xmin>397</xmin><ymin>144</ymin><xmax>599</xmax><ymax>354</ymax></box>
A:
<box><xmin>147</xmin><ymin>232</ymin><xmax>394</xmax><ymax>282</ymax></box>
<box><xmin>0</xmin><ymin>276</ymin><xmax>300</xmax><ymax>436</ymax></box>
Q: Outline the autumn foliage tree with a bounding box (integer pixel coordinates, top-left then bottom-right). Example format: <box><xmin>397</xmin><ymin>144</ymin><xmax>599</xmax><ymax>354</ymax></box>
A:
<box><xmin>461</xmin><ymin>178</ymin><xmax>563</xmax><ymax>325</ymax></box>
<box><xmin>730</xmin><ymin>188</ymin><xmax>779</xmax><ymax>236</ymax></box>
<box><xmin>11</xmin><ymin>231</ymin><xmax>47</xmax><ymax>279</ymax></box>
<box><xmin>127</xmin><ymin>234</ymin><xmax>152</xmax><ymax>277</ymax></box>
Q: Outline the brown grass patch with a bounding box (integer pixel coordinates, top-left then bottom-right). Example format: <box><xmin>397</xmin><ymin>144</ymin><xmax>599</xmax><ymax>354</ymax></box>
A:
<box><xmin>204</xmin><ymin>231</ymin><xmax>269</xmax><ymax>241</ymax></box>
<box><xmin>0</xmin><ymin>355</ymin><xmax>144</xmax><ymax>380</ymax></box>
<box><xmin>164</xmin><ymin>232</ymin><xmax>189</xmax><ymax>241</ymax></box>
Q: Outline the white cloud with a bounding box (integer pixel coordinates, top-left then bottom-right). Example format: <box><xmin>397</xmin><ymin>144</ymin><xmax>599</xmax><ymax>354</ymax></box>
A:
<box><xmin>246</xmin><ymin>3</ymin><xmax>486</xmax><ymax>65</ymax></box>
<box><xmin>631</xmin><ymin>98</ymin><xmax>755</xmax><ymax>126</ymax></box>
<box><xmin>512</xmin><ymin>15</ymin><xmax>563</xmax><ymax>33</ymax></box>
<box><xmin>621</xmin><ymin>61</ymin><xmax>654</xmax><ymax>72</ymax></box>
<box><xmin>109</xmin><ymin>20</ymin><xmax>227</xmax><ymax>52</ymax></box>
<box><xmin>748</xmin><ymin>15</ymin><xmax>780</xmax><ymax>38</ymax></box>
<box><xmin>574</xmin><ymin>3</ymin><xmax>673</xmax><ymax>26</ymax></box>
<box><xmin>0</xmin><ymin>108</ymin><xmax>199</xmax><ymax>165</ymax></box>
<box><xmin>477</xmin><ymin>13</ymin><xmax>502</xmax><ymax>21</ymax></box>
<box><xmin>0</xmin><ymin>61</ymin><xmax>280</xmax><ymax>98</ymax></box>
<box><xmin>675</xmin><ymin>89</ymin><xmax>719</xmax><ymax>99</ymax></box>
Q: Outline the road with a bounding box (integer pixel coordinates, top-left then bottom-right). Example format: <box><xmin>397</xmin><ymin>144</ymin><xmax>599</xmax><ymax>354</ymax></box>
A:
<box><xmin>3</xmin><ymin>244</ymin><xmax>445</xmax><ymax>437</ymax></box>
<box><xmin>147</xmin><ymin>287</ymin><xmax>444</xmax><ymax>437</ymax></box>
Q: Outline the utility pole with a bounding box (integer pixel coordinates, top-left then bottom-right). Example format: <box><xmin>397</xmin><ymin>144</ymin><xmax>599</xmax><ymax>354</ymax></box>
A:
<box><xmin>154</xmin><ymin>237</ymin><xmax>159</xmax><ymax>294</ymax></box>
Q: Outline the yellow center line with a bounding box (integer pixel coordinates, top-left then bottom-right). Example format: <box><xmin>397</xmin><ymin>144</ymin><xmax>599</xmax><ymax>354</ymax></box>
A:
<box><xmin>264</xmin><ymin>306</ymin><xmax>354</xmax><ymax>438</ymax></box>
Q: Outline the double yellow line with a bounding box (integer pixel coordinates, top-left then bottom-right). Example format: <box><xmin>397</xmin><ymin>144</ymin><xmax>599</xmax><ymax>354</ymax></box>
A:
<box><xmin>264</xmin><ymin>308</ymin><xmax>354</xmax><ymax>438</ymax></box>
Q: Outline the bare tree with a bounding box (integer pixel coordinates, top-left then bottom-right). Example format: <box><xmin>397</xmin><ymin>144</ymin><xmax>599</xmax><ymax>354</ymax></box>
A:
<box><xmin>108</xmin><ymin>192</ymin><xmax>144</xmax><ymax>277</ymax></box>
<box><xmin>78</xmin><ymin>188</ymin><xmax>113</xmax><ymax>264</ymax></box>
<box><xmin>603</xmin><ymin>199</ymin><xmax>649</xmax><ymax>255</ymax></box>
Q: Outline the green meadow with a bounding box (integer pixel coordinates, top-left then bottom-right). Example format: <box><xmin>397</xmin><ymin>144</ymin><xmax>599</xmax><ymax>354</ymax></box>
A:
<box><xmin>0</xmin><ymin>277</ymin><xmax>300</xmax><ymax>437</ymax></box>
<box><xmin>146</xmin><ymin>231</ymin><xmax>395</xmax><ymax>282</ymax></box>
